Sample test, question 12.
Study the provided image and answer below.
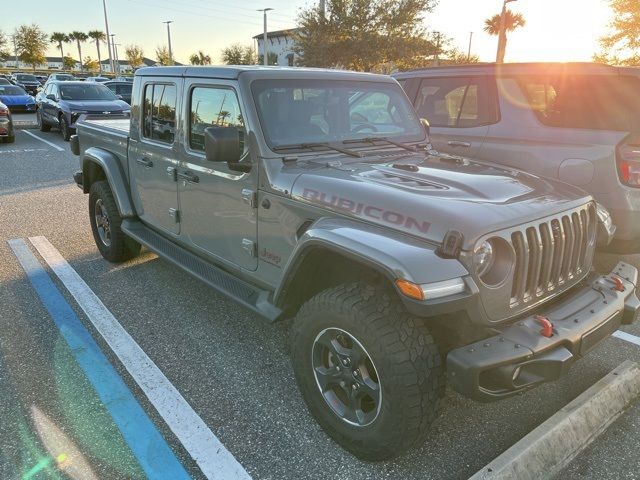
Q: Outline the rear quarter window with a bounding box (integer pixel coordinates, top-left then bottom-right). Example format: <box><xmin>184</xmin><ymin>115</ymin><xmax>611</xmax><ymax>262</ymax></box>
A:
<box><xmin>516</xmin><ymin>74</ymin><xmax>640</xmax><ymax>131</ymax></box>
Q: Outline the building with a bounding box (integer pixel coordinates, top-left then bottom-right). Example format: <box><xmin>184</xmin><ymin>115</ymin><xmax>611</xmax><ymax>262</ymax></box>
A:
<box><xmin>253</xmin><ymin>28</ymin><xmax>300</xmax><ymax>67</ymax></box>
<box><xmin>100</xmin><ymin>57</ymin><xmax>159</xmax><ymax>74</ymax></box>
<box><xmin>0</xmin><ymin>56</ymin><xmax>80</xmax><ymax>70</ymax></box>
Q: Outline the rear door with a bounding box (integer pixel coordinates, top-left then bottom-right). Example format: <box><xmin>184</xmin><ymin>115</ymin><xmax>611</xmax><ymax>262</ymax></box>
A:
<box><xmin>412</xmin><ymin>76</ymin><xmax>498</xmax><ymax>157</ymax></box>
<box><xmin>128</xmin><ymin>80</ymin><xmax>182</xmax><ymax>235</ymax></box>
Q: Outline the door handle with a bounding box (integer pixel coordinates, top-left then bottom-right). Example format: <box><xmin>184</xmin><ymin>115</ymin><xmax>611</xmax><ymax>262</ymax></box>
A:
<box><xmin>177</xmin><ymin>171</ymin><xmax>199</xmax><ymax>183</ymax></box>
<box><xmin>447</xmin><ymin>141</ymin><xmax>471</xmax><ymax>148</ymax></box>
<box><xmin>136</xmin><ymin>157</ymin><xmax>153</xmax><ymax>168</ymax></box>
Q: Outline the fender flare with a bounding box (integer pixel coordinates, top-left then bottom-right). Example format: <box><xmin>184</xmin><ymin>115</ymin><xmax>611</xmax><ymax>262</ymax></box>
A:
<box><xmin>82</xmin><ymin>147</ymin><xmax>135</xmax><ymax>218</ymax></box>
<box><xmin>273</xmin><ymin>217</ymin><xmax>469</xmax><ymax>307</ymax></box>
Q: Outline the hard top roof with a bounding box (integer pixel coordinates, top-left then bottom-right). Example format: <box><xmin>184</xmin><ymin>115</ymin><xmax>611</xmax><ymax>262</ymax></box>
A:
<box><xmin>393</xmin><ymin>62</ymin><xmax>622</xmax><ymax>78</ymax></box>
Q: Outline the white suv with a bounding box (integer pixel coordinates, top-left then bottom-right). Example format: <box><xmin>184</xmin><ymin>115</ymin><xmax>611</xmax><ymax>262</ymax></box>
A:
<box><xmin>395</xmin><ymin>63</ymin><xmax>640</xmax><ymax>253</ymax></box>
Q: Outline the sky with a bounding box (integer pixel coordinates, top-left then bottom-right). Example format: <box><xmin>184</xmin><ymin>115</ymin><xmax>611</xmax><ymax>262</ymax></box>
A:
<box><xmin>0</xmin><ymin>0</ymin><xmax>614</xmax><ymax>65</ymax></box>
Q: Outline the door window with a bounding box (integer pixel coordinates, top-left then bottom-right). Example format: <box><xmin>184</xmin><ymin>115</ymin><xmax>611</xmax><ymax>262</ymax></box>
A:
<box><xmin>414</xmin><ymin>77</ymin><xmax>498</xmax><ymax>128</ymax></box>
<box><xmin>189</xmin><ymin>86</ymin><xmax>244</xmax><ymax>152</ymax></box>
<box><xmin>142</xmin><ymin>83</ymin><xmax>177</xmax><ymax>144</ymax></box>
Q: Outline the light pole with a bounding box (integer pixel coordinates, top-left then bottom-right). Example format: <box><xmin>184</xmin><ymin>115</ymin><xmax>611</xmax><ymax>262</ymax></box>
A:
<box><xmin>102</xmin><ymin>0</ymin><xmax>114</xmax><ymax>74</ymax></box>
<box><xmin>467</xmin><ymin>32</ymin><xmax>474</xmax><ymax>62</ymax></box>
<box><xmin>110</xmin><ymin>34</ymin><xmax>118</xmax><ymax>75</ymax></box>
<box><xmin>496</xmin><ymin>0</ymin><xmax>517</xmax><ymax>63</ymax></box>
<box><xmin>163</xmin><ymin>21</ymin><xmax>174</xmax><ymax>65</ymax></box>
<box><xmin>257</xmin><ymin>8</ymin><xmax>273</xmax><ymax>66</ymax></box>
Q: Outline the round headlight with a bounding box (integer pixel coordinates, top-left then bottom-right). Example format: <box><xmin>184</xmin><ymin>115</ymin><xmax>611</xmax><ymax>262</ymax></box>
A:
<box><xmin>474</xmin><ymin>240</ymin><xmax>495</xmax><ymax>277</ymax></box>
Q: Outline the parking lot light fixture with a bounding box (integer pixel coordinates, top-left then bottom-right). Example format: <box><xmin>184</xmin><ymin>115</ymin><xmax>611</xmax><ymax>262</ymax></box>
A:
<box><xmin>257</xmin><ymin>8</ymin><xmax>274</xmax><ymax>66</ymax></box>
<box><xmin>163</xmin><ymin>21</ymin><xmax>174</xmax><ymax>66</ymax></box>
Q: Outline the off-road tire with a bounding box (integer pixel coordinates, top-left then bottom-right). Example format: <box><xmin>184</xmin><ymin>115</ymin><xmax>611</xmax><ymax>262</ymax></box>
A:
<box><xmin>37</xmin><ymin>110</ymin><xmax>51</xmax><ymax>132</ymax></box>
<box><xmin>291</xmin><ymin>283</ymin><xmax>445</xmax><ymax>461</ymax></box>
<box><xmin>89</xmin><ymin>181</ymin><xmax>141</xmax><ymax>263</ymax></box>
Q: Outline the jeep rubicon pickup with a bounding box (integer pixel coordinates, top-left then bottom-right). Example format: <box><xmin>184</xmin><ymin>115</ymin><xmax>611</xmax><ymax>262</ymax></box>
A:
<box><xmin>70</xmin><ymin>66</ymin><xmax>639</xmax><ymax>461</ymax></box>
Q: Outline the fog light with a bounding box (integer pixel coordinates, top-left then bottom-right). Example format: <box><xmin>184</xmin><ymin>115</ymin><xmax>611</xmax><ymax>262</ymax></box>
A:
<box><xmin>512</xmin><ymin>366</ymin><xmax>522</xmax><ymax>383</ymax></box>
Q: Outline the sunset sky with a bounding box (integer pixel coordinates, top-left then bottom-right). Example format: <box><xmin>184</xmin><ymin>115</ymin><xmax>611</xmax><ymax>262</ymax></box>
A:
<box><xmin>1</xmin><ymin>0</ymin><xmax>614</xmax><ymax>64</ymax></box>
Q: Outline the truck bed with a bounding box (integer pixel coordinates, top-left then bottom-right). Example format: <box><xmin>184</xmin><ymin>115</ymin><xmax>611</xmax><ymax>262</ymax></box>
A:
<box><xmin>76</xmin><ymin>116</ymin><xmax>131</xmax><ymax>176</ymax></box>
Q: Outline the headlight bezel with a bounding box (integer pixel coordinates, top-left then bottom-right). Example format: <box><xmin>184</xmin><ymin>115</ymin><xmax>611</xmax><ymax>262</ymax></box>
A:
<box><xmin>473</xmin><ymin>237</ymin><xmax>514</xmax><ymax>287</ymax></box>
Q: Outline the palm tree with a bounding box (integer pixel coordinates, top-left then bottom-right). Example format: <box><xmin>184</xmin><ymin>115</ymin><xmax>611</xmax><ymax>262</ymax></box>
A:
<box><xmin>50</xmin><ymin>32</ymin><xmax>69</xmax><ymax>65</ymax></box>
<box><xmin>68</xmin><ymin>31</ymin><xmax>89</xmax><ymax>71</ymax></box>
<box><xmin>87</xmin><ymin>30</ymin><xmax>106</xmax><ymax>74</ymax></box>
<box><xmin>484</xmin><ymin>10</ymin><xmax>526</xmax><ymax>63</ymax></box>
<box><xmin>189</xmin><ymin>50</ymin><xmax>212</xmax><ymax>65</ymax></box>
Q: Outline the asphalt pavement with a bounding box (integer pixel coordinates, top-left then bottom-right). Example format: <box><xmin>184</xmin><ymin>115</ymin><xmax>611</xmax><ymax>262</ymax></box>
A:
<box><xmin>1</xmin><ymin>128</ymin><xmax>640</xmax><ymax>479</ymax></box>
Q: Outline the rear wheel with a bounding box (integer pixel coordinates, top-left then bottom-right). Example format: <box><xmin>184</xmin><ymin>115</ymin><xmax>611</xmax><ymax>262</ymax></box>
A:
<box><xmin>60</xmin><ymin>114</ymin><xmax>71</xmax><ymax>141</ymax></box>
<box><xmin>291</xmin><ymin>283</ymin><xmax>445</xmax><ymax>460</ymax></box>
<box><xmin>37</xmin><ymin>109</ymin><xmax>50</xmax><ymax>132</ymax></box>
<box><xmin>4</xmin><ymin>135</ymin><xmax>14</xmax><ymax>144</ymax></box>
<box><xmin>89</xmin><ymin>181</ymin><xmax>141</xmax><ymax>263</ymax></box>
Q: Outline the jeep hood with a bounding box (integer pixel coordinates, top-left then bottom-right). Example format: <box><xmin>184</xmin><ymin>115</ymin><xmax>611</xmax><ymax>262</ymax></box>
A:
<box><xmin>290</xmin><ymin>153</ymin><xmax>592</xmax><ymax>249</ymax></box>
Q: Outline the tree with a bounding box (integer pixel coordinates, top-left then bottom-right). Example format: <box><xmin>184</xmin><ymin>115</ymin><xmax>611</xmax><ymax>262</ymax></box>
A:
<box><xmin>83</xmin><ymin>56</ymin><xmax>99</xmax><ymax>72</ymax></box>
<box><xmin>221</xmin><ymin>43</ymin><xmax>256</xmax><ymax>65</ymax></box>
<box><xmin>0</xmin><ymin>30</ymin><xmax>9</xmax><ymax>59</ymax></box>
<box><xmin>189</xmin><ymin>50</ymin><xmax>212</xmax><ymax>65</ymax></box>
<box><xmin>13</xmin><ymin>24</ymin><xmax>48</xmax><ymax>70</ymax></box>
<box><xmin>484</xmin><ymin>10</ymin><xmax>526</xmax><ymax>63</ymax></box>
<box><xmin>63</xmin><ymin>55</ymin><xmax>77</xmax><ymax>71</ymax></box>
<box><xmin>257</xmin><ymin>52</ymin><xmax>279</xmax><ymax>65</ymax></box>
<box><xmin>440</xmin><ymin>48</ymin><xmax>480</xmax><ymax>66</ymax></box>
<box><xmin>88</xmin><ymin>30</ymin><xmax>106</xmax><ymax>74</ymax></box>
<box><xmin>50</xmin><ymin>32</ymin><xmax>69</xmax><ymax>64</ymax></box>
<box><xmin>69</xmin><ymin>31</ymin><xmax>89</xmax><ymax>71</ymax></box>
<box><xmin>155</xmin><ymin>46</ymin><xmax>172</xmax><ymax>66</ymax></box>
<box><xmin>595</xmin><ymin>0</ymin><xmax>640</xmax><ymax>65</ymax></box>
<box><xmin>125</xmin><ymin>44</ymin><xmax>145</xmax><ymax>70</ymax></box>
<box><xmin>294</xmin><ymin>0</ymin><xmax>438</xmax><ymax>72</ymax></box>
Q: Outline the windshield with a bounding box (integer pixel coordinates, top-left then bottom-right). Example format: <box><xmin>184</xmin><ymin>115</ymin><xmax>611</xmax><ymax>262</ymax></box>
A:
<box><xmin>59</xmin><ymin>84</ymin><xmax>118</xmax><ymax>101</ymax></box>
<box><xmin>251</xmin><ymin>79</ymin><xmax>424</xmax><ymax>148</ymax></box>
<box><xmin>0</xmin><ymin>86</ymin><xmax>27</xmax><ymax>96</ymax></box>
<box><xmin>16</xmin><ymin>74</ymin><xmax>38</xmax><ymax>82</ymax></box>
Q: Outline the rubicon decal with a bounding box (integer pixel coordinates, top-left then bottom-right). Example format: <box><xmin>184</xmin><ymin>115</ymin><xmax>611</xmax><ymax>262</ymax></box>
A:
<box><xmin>301</xmin><ymin>188</ymin><xmax>430</xmax><ymax>234</ymax></box>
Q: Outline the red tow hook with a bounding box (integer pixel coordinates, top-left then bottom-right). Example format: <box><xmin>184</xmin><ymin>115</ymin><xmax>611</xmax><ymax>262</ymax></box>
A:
<box><xmin>534</xmin><ymin>315</ymin><xmax>554</xmax><ymax>338</ymax></box>
<box><xmin>610</xmin><ymin>276</ymin><xmax>625</xmax><ymax>292</ymax></box>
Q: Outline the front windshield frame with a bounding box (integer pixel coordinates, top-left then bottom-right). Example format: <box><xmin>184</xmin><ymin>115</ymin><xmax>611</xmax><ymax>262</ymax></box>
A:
<box><xmin>0</xmin><ymin>85</ymin><xmax>28</xmax><ymax>96</ymax></box>
<box><xmin>59</xmin><ymin>84</ymin><xmax>118</xmax><ymax>101</ymax></box>
<box><xmin>251</xmin><ymin>79</ymin><xmax>425</xmax><ymax>152</ymax></box>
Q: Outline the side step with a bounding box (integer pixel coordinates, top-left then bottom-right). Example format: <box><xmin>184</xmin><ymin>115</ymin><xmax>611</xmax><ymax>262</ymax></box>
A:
<box><xmin>121</xmin><ymin>219</ymin><xmax>282</xmax><ymax>322</ymax></box>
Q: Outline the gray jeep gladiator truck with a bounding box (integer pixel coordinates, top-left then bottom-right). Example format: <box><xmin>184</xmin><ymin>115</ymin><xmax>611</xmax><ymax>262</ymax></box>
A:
<box><xmin>70</xmin><ymin>66</ymin><xmax>639</xmax><ymax>461</ymax></box>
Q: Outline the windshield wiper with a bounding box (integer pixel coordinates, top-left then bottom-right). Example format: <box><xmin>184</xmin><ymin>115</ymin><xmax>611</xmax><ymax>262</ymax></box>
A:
<box><xmin>343</xmin><ymin>136</ymin><xmax>418</xmax><ymax>152</ymax></box>
<box><xmin>272</xmin><ymin>142</ymin><xmax>362</xmax><ymax>158</ymax></box>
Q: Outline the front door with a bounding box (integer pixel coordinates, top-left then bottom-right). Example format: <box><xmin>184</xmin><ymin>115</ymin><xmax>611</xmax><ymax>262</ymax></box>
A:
<box><xmin>177</xmin><ymin>81</ymin><xmax>258</xmax><ymax>270</ymax></box>
<box><xmin>128</xmin><ymin>81</ymin><xmax>181</xmax><ymax>235</ymax></box>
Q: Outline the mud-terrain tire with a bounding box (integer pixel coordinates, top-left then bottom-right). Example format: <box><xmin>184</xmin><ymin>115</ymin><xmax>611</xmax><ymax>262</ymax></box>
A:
<box><xmin>291</xmin><ymin>283</ymin><xmax>445</xmax><ymax>461</ymax></box>
<box><xmin>89</xmin><ymin>180</ymin><xmax>141</xmax><ymax>263</ymax></box>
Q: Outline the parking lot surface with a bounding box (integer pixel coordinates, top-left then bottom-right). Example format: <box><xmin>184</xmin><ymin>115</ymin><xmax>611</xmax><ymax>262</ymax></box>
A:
<box><xmin>1</xmin><ymin>129</ymin><xmax>640</xmax><ymax>479</ymax></box>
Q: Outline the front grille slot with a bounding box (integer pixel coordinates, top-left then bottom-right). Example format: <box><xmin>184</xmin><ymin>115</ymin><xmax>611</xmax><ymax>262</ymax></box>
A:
<box><xmin>510</xmin><ymin>204</ymin><xmax>595</xmax><ymax>307</ymax></box>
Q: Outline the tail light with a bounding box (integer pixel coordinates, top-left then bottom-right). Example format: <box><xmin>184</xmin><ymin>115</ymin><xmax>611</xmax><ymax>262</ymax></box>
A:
<box><xmin>616</xmin><ymin>133</ymin><xmax>640</xmax><ymax>187</ymax></box>
<box><xmin>0</xmin><ymin>106</ymin><xmax>8</xmax><ymax>117</ymax></box>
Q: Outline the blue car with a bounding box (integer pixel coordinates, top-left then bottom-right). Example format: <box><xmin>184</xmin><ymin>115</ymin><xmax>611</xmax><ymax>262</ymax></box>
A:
<box><xmin>37</xmin><ymin>81</ymin><xmax>130</xmax><ymax>140</ymax></box>
<box><xmin>0</xmin><ymin>85</ymin><xmax>36</xmax><ymax>112</ymax></box>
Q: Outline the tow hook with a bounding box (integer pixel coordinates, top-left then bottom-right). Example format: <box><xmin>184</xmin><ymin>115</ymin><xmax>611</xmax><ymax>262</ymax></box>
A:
<box><xmin>609</xmin><ymin>276</ymin><xmax>625</xmax><ymax>292</ymax></box>
<box><xmin>534</xmin><ymin>315</ymin><xmax>554</xmax><ymax>338</ymax></box>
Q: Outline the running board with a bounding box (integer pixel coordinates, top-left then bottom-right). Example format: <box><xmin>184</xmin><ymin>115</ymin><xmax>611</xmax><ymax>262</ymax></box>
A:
<box><xmin>121</xmin><ymin>219</ymin><xmax>282</xmax><ymax>322</ymax></box>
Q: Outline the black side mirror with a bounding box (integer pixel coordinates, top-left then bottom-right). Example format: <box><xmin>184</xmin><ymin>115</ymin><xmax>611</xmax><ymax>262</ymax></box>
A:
<box><xmin>46</xmin><ymin>94</ymin><xmax>56</xmax><ymax>101</ymax></box>
<box><xmin>204</xmin><ymin>126</ymin><xmax>250</xmax><ymax>173</ymax></box>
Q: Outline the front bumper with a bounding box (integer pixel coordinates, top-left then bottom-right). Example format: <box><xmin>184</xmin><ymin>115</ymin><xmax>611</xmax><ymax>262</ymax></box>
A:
<box><xmin>447</xmin><ymin>262</ymin><xmax>639</xmax><ymax>402</ymax></box>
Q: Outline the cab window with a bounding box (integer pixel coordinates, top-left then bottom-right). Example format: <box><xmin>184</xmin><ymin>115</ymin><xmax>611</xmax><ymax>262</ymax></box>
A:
<box><xmin>189</xmin><ymin>86</ymin><xmax>244</xmax><ymax>152</ymax></box>
<box><xmin>142</xmin><ymin>83</ymin><xmax>177</xmax><ymax>144</ymax></box>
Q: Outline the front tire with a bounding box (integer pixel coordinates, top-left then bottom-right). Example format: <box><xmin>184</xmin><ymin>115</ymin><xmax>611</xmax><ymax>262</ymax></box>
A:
<box><xmin>291</xmin><ymin>283</ymin><xmax>445</xmax><ymax>461</ymax></box>
<box><xmin>89</xmin><ymin>181</ymin><xmax>141</xmax><ymax>263</ymax></box>
<box><xmin>37</xmin><ymin>109</ymin><xmax>51</xmax><ymax>132</ymax></box>
<box><xmin>60</xmin><ymin>114</ymin><xmax>71</xmax><ymax>141</ymax></box>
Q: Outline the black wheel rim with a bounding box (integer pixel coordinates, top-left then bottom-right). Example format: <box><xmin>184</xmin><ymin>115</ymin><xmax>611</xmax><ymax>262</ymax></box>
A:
<box><xmin>94</xmin><ymin>198</ymin><xmax>112</xmax><ymax>247</ymax></box>
<box><xmin>312</xmin><ymin>327</ymin><xmax>382</xmax><ymax>427</ymax></box>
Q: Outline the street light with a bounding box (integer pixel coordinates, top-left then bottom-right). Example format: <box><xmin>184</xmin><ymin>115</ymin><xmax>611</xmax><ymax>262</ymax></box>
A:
<box><xmin>163</xmin><ymin>21</ymin><xmax>174</xmax><ymax>65</ymax></box>
<box><xmin>109</xmin><ymin>34</ymin><xmax>118</xmax><ymax>75</ymax></box>
<box><xmin>257</xmin><ymin>8</ymin><xmax>273</xmax><ymax>66</ymax></box>
<box><xmin>496</xmin><ymin>0</ymin><xmax>518</xmax><ymax>63</ymax></box>
<box><xmin>102</xmin><ymin>0</ymin><xmax>114</xmax><ymax>74</ymax></box>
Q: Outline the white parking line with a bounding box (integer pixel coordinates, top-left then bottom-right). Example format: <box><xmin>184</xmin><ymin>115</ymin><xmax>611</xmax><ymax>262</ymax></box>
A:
<box><xmin>613</xmin><ymin>330</ymin><xmax>640</xmax><ymax>347</ymax></box>
<box><xmin>29</xmin><ymin>236</ymin><xmax>251</xmax><ymax>480</ymax></box>
<box><xmin>21</xmin><ymin>130</ymin><xmax>64</xmax><ymax>152</ymax></box>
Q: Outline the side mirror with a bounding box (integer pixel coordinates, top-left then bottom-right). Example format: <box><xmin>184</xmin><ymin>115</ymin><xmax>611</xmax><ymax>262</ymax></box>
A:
<box><xmin>204</xmin><ymin>126</ymin><xmax>250</xmax><ymax>173</ymax></box>
<box><xmin>116</xmin><ymin>94</ymin><xmax>123</xmax><ymax>100</ymax></box>
<box><xmin>46</xmin><ymin>94</ymin><xmax>56</xmax><ymax>101</ymax></box>
<box><xmin>420</xmin><ymin>117</ymin><xmax>430</xmax><ymax>139</ymax></box>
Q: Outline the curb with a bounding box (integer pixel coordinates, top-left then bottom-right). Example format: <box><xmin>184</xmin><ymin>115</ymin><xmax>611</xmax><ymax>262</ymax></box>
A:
<box><xmin>469</xmin><ymin>360</ymin><xmax>640</xmax><ymax>480</ymax></box>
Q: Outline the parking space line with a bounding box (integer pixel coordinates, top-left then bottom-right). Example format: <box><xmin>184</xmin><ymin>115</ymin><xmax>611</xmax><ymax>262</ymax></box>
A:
<box><xmin>8</xmin><ymin>238</ymin><xmax>190</xmax><ymax>480</ymax></box>
<box><xmin>21</xmin><ymin>130</ymin><xmax>64</xmax><ymax>152</ymax></box>
<box><xmin>613</xmin><ymin>330</ymin><xmax>640</xmax><ymax>347</ymax></box>
<box><xmin>29</xmin><ymin>236</ymin><xmax>251</xmax><ymax>480</ymax></box>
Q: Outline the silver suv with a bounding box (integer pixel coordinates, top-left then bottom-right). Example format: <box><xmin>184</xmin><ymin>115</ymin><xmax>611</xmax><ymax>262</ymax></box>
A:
<box><xmin>395</xmin><ymin>63</ymin><xmax>640</xmax><ymax>253</ymax></box>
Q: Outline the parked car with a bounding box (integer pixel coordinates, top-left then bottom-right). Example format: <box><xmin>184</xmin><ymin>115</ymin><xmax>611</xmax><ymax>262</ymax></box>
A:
<box><xmin>0</xmin><ymin>74</ymin><xmax>16</xmax><ymax>84</ymax></box>
<box><xmin>11</xmin><ymin>73</ymin><xmax>41</xmax><ymax>95</ymax></box>
<box><xmin>37</xmin><ymin>81</ymin><xmax>130</xmax><ymax>140</ymax></box>
<box><xmin>0</xmin><ymin>85</ymin><xmax>37</xmax><ymax>112</ymax></box>
<box><xmin>394</xmin><ymin>62</ymin><xmax>640</xmax><ymax>253</ymax></box>
<box><xmin>45</xmin><ymin>73</ymin><xmax>76</xmax><ymax>84</ymax></box>
<box><xmin>85</xmin><ymin>76</ymin><xmax>110</xmax><ymax>83</ymax></box>
<box><xmin>115</xmin><ymin>76</ymin><xmax>134</xmax><ymax>83</ymax></box>
<box><xmin>36</xmin><ymin>75</ymin><xmax>49</xmax><ymax>85</ymax></box>
<box><xmin>0</xmin><ymin>78</ymin><xmax>12</xmax><ymax>86</ymax></box>
<box><xmin>0</xmin><ymin>101</ymin><xmax>15</xmax><ymax>143</ymax></box>
<box><xmin>102</xmin><ymin>80</ymin><xmax>132</xmax><ymax>104</ymax></box>
<box><xmin>70</xmin><ymin>65</ymin><xmax>636</xmax><ymax>461</ymax></box>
